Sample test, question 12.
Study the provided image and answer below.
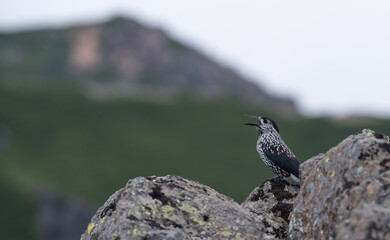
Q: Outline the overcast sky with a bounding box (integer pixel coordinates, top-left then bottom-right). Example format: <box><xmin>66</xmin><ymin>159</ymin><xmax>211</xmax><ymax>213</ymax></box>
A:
<box><xmin>1</xmin><ymin>1</ymin><xmax>390</xmax><ymax>117</ymax></box>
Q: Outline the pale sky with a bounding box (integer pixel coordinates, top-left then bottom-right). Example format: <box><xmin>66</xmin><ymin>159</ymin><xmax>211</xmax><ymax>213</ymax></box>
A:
<box><xmin>1</xmin><ymin>1</ymin><xmax>390</xmax><ymax>117</ymax></box>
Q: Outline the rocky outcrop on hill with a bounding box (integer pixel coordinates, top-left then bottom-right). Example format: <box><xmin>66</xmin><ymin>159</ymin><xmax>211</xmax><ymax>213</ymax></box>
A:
<box><xmin>81</xmin><ymin>129</ymin><xmax>390</xmax><ymax>239</ymax></box>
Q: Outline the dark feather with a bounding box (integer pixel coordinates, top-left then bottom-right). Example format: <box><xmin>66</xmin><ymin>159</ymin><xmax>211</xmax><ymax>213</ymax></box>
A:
<box><xmin>262</xmin><ymin>117</ymin><xmax>280</xmax><ymax>133</ymax></box>
<box><xmin>263</xmin><ymin>149</ymin><xmax>300</xmax><ymax>178</ymax></box>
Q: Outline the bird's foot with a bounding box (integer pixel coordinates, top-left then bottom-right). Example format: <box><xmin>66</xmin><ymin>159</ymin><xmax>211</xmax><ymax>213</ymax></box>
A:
<box><xmin>259</xmin><ymin>175</ymin><xmax>284</xmax><ymax>188</ymax></box>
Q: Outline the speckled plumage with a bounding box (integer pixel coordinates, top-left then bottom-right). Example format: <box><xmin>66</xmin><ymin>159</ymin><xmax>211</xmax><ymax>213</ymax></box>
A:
<box><xmin>245</xmin><ymin>115</ymin><xmax>300</xmax><ymax>182</ymax></box>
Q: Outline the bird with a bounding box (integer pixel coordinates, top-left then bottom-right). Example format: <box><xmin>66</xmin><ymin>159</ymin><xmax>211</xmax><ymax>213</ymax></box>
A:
<box><xmin>244</xmin><ymin>115</ymin><xmax>300</xmax><ymax>183</ymax></box>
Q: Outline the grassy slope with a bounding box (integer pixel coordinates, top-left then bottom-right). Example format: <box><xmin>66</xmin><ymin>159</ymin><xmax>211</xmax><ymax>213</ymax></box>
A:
<box><xmin>1</xmin><ymin>87</ymin><xmax>390</xmax><ymax>207</ymax></box>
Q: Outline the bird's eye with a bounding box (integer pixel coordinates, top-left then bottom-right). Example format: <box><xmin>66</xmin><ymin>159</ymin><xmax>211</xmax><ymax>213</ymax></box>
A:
<box><xmin>263</xmin><ymin>119</ymin><xmax>268</xmax><ymax>123</ymax></box>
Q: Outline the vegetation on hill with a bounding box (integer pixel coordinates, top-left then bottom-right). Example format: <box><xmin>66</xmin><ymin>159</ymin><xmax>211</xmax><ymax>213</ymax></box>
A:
<box><xmin>1</xmin><ymin>87</ymin><xmax>389</xmax><ymax>204</ymax></box>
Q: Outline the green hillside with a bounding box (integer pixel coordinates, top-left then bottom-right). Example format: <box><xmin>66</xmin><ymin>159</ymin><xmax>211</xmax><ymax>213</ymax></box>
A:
<box><xmin>1</xmin><ymin>87</ymin><xmax>389</xmax><ymax>203</ymax></box>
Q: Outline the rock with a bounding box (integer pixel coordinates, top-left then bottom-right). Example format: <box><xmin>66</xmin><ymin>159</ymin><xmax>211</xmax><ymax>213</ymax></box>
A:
<box><xmin>242</xmin><ymin>180</ymin><xmax>300</xmax><ymax>239</ymax></box>
<box><xmin>80</xmin><ymin>175</ymin><xmax>298</xmax><ymax>240</ymax></box>
<box><xmin>288</xmin><ymin>129</ymin><xmax>390</xmax><ymax>240</ymax></box>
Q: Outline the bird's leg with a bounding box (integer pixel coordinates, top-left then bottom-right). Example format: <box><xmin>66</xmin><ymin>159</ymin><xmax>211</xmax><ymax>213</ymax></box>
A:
<box><xmin>260</xmin><ymin>175</ymin><xmax>283</xmax><ymax>187</ymax></box>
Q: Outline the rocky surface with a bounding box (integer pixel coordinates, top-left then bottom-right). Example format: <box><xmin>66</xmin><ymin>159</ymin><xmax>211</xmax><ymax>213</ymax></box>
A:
<box><xmin>288</xmin><ymin>129</ymin><xmax>390</xmax><ymax>240</ymax></box>
<box><xmin>81</xmin><ymin>129</ymin><xmax>390</xmax><ymax>240</ymax></box>
<box><xmin>80</xmin><ymin>176</ymin><xmax>298</xmax><ymax>240</ymax></box>
<box><xmin>242</xmin><ymin>180</ymin><xmax>300</xmax><ymax>239</ymax></box>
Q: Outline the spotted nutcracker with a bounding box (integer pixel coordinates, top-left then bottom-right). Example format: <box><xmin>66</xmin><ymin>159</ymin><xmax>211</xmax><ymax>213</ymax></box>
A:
<box><xmin>244</xmin><ymin>115</ymin><xmax>300</xmax><ymax>182</ymax></box>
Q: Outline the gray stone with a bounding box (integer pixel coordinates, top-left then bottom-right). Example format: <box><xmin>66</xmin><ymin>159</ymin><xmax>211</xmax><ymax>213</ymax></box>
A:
<box><xmin>242</xmin><ymin>180</ymin><xmax>300</xmax><ymax>239</ymax></box>
<box><xmin>288</xmin><ymin>129</ymin><xmax>390</xmax><ymax>240</ymax></box>
<box><xmin>80</xmin><ymin>175</ymin><xmax>297</xmax><ymax>240</ymax></box>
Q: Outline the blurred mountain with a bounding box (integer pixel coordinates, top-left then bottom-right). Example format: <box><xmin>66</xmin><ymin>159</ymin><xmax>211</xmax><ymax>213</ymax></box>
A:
<box><xmin>0</xmin><ymin>16</ymin><xmax>296</xmax><ymax>115</ymax></box>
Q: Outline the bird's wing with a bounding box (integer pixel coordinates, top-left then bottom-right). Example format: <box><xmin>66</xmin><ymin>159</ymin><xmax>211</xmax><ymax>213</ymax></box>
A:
<box><xmin>263</xmin><ymin>148</ymin><xmax>300</xmax><ymax>178</ymax></box>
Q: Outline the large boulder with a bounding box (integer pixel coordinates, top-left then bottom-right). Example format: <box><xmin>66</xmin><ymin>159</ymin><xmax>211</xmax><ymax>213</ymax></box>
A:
<box><xmin>288</xmin><ymin>129</ymin><xmax>390</xmax><ymax>240</ymax></box>
<box><xmin>80</xmin><ymin>175</ymin><xmax>298</xmax><ymax>240</ymax></box>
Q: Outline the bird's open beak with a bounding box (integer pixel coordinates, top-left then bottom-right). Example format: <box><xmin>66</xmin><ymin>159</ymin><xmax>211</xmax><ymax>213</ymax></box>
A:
<box><xmin>244</xmin><ymin>114</ymin><xmax>260</xmax><ymax>127</ymax></box>
<box><xmin>244</xmin><ymin>123</ymin><xmax>259</xmax><ymax>127</ymax></box>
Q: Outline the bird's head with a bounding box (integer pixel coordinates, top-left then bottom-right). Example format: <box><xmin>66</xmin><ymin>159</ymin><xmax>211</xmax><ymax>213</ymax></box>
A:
<box><xmin>244</xmin><ymin>115</ymin><xmax>280</xmax><ymax>135</ymax></box>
